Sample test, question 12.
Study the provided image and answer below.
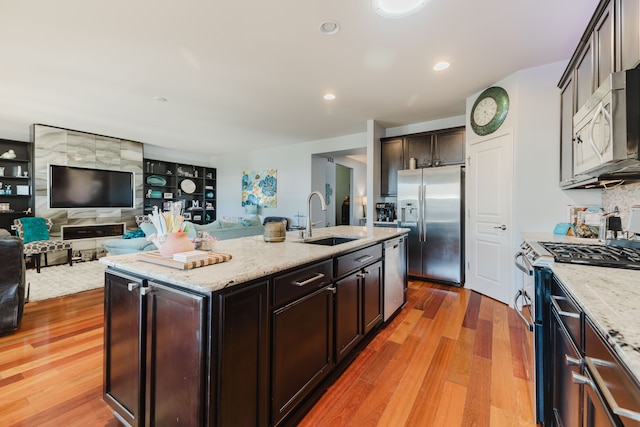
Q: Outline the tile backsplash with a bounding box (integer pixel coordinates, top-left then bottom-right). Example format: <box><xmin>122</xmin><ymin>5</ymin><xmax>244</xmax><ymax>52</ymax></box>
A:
<box><xmin>601</xmin><ymin>182</ymin><xmax>640</xmax><ymax>232</ymax></box>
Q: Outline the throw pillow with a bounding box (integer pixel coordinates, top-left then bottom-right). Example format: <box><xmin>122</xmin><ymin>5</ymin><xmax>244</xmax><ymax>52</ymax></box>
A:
<box><xmin>219</xmin><ymin>220</ymin><xmax>243</xmax><ymax>229</ymax></box>
<box><xmin>139</xmin><ymin>222</ymin><xmax>157</xmax><ymax>237</ymax></box>
<box><xmin>122</xmin><ymin>228</ymin><xmax>145</xmax><ymax>239</ymax></box>
<box><xmin>19</xmin><ymin>217</ymin><xmax>50</xmax><ymax>243</ymax></box>
<box><xmin>242</xmin><ymin>215</ymin><xmax>262</xmax><ymax>226</ymax></box>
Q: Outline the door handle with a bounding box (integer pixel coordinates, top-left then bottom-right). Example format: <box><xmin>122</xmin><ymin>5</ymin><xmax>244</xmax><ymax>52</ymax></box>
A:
<box><xmin>494</xmin><ymin>225</ymin><xmax>506</xmax><ymax>230</ymax></box>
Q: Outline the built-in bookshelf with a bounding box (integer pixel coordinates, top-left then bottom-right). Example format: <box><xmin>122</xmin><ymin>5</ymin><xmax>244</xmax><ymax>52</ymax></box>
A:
<box><xmin>143</xmin><ymin>159</ymin><xmax>216</xmax><ymax>224</ymax></box>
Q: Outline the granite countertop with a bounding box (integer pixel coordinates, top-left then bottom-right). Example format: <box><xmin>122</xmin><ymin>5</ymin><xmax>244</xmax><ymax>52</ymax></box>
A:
<box><xmin>100</xmin><ymin>225</ymin><xmax>408</xmax><ymax>294</ymax></box>
<box><xmin>522</xmin><ymin>232</ymin><xmax>640</xmax><ymax>381</ymax></box>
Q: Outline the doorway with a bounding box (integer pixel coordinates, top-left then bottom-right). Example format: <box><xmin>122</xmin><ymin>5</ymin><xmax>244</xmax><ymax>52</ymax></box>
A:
<box><xmin>335</xmin><ymin>164</ymin><xmax>351</xmax><ymax>225</ymax></box>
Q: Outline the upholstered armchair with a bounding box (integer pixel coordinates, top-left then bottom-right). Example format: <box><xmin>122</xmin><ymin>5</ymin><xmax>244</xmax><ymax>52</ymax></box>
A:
<box><xmin>0</xmin><ymin>236</ymin><xmax>26</xmax><ymax>335</ymax></box>
<box><xmin>13</xmin><ymin>217</ymin><xmax>73</xmax><ymax>273</ymax></box>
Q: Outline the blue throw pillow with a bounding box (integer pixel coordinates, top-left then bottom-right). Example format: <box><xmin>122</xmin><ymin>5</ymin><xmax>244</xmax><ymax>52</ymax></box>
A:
<box><xmin>139</xmin><ymin>222</ymin><xmax>157</xmax><ymax>237</ymax></box>
<box><xmin>122</xmin><ymin>228</ymin><xmax>145</xmax><ymax>239</ymax></box>
<box><xmin>242</xmin><ymin>215</ymin><xmax>262</xmax><ymax>226</ymax></box>
<box><xmin>19</xmin><ymin>217</ymin><xmax>50</xmax><ymax>243</ymax></box>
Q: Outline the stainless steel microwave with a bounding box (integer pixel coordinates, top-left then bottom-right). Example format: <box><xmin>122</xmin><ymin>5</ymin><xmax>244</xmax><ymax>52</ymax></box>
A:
<box><xmin>573</xmin><ymin>68</ymin><xmax>640</xmax><ymax>177</ymax></box>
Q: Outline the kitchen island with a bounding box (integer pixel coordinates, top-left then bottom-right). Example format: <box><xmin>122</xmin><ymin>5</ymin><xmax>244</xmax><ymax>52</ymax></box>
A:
<box><xmin>523</xmin><ymin>233</ymin><xmax>640</xmax><ymax>426</ymax></box>
<box><xmin>100</xmin><ymin>225</ymin><xmax>408</xmax><ymax>427</ymax></box>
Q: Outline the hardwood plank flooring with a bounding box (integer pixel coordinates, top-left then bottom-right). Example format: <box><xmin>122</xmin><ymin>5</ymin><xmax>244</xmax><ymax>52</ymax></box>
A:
<box><xmin>0</xmin><ymin>280</ymin><xmax>535</xmax><ymax>426</ymax></box>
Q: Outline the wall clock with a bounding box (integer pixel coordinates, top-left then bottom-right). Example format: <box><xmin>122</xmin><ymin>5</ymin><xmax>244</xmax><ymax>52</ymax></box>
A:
<box><xmin>470</xmin><ymin>86</ymin><xmax>509</xmax><ymax>136</ymax></box>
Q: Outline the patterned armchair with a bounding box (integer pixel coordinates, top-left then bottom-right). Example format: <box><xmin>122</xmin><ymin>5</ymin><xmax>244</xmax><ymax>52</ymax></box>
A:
<box><xmin>13</xmin><ymin>217</ymin><xmax>73</xmax><ymax>273</ymax></box>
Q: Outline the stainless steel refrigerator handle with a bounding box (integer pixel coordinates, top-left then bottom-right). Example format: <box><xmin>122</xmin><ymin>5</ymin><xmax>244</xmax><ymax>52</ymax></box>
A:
<box><xmin>417</xmin><ymin>184</ymin><xmax>423</xmax><ymax>242</ymax></box>
<box><xmin>422</xmin><ymin>183</ymin><xmax>427</xmax><ymax>241</ymax></box>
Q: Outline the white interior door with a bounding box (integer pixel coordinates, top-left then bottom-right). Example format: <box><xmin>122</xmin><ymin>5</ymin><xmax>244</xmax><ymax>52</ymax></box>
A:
<box><xmin>466</xmin><ymin>131</ymin><xmax>513</xmax><ymax>304</ymax></box>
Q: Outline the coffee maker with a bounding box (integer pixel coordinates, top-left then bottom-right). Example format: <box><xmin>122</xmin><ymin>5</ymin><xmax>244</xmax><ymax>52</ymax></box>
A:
<box><xmin>375</xmin><ymin>203</ymin><xmax>395</xmax><ymax>222</ymax></box>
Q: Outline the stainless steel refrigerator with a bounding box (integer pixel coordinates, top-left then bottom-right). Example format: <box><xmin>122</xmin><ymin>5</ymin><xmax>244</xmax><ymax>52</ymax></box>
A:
<box><xmin>397</xmin><ymin>165</ymin><xmax>464</xmax><ymax>286</ymax></box>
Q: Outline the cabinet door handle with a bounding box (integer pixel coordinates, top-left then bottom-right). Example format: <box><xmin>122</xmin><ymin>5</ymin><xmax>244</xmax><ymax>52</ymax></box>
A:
<box><xmin>564</xmin><ymin>354</ymin><xmax>582</xmax><ymax>367</ymax></box>
<box><xmin>127</xmin><ymin>282</ymin><xmax>139</xmax><ymax>291</ymax></box>
<box><xmin>586</xmin><ymin>357</ymin><xmax>640</xmax><ymax>422</ymax></box>
<box><xmin>293</xmin><ymin>272</ymin><xmax>325</xmax><ymax>287</ymax></box>
<box><xmin>327</xmin><ymin>286</ymin><xmax>336</xmax><ymax>294</ymax></box>
<box><xmin>571</xmin><ymin>371</ymin><xmax>592</xmax><ymax>386</ymax></box>
<box><xmin>550</xmin><ymin>295</ymin><xmax>581</xmax><ymax>319</ymax></box>
<box><xmin>140</xmin><ymin>286</ymin><xmax>155</xmax><ymax>296</ymax></box>
<box><xmin>356</xmin><ymin>255</ymin><xmax>373</xmax><ymax>263</ymax></box>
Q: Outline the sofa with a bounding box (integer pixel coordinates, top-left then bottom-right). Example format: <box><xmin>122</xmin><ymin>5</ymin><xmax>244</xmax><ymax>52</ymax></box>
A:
<box><xmin>102</xmin><ymin>215</ymin><xmax>265</xmax><ymax>256</ymax></box>
<box><xmin>0</xmin><ymin>236</ymin><xmax>26</xmax><ymax>335</ymax></box>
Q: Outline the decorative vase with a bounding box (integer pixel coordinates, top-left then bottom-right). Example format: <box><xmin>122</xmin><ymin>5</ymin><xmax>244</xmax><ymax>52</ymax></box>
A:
<box><xmin>158</xmin><ymin>232</ymin><xmax>194</xmax><ymax>258</ymax></box>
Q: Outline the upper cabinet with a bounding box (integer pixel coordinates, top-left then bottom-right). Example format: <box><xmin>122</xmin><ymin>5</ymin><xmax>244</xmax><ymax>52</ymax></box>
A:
<box><xmin>381</xmin><ymin>126</ymin><xmax>465</xmax><ymax>196</ymax></box>
<box><xmin>143</xmin><ymin>158</ymin><xmax>216</xmax><ymax>224</ymax></box>
<box><xmin>558</xmin><ymin>0</ymin><xmax>640</xmax><ymax>188</ymax></box>
<box><xmin>0</xmin><ymin>139</ymin><xmax>33</xmax><ymax>231</ymax></box>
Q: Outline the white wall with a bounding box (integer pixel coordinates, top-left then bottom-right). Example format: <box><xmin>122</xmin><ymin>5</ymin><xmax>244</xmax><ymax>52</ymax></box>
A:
<box><xmin>211</xmin><ymin>132</ymin><xmax>367</xmax><ymax>224</ymax></box>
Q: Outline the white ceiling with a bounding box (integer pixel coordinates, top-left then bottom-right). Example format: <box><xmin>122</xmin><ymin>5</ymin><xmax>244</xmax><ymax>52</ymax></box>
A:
<box><xmin>1</xmin><ymin>0</ymin><xmax>599</xmax><ymax>156</ymax></box>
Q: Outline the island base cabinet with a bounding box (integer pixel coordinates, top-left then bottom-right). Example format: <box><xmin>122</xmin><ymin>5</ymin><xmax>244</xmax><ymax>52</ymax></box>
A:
<box><xmin>104</xmin><ymin>271</ymin><xmax>145</xmax><ymax>427</ymax></box>
<box><xmin>216</xmin><ymin>280</ymin><xmax>269</xmax><ymax>427</ymax></box>
<box><xmin>272</xmin><ymin>285</ymin><xmax>334</xmax><ymax>427</ymax></box>
<box><xmin>103</xmin><ymin>271</ymin><xmax>208</xmax><ymax>427</ymax></box>
<box><xmin>144</xmin><ymin>281</ymin><xmax>207</xmax><ymax>426</ymax></box>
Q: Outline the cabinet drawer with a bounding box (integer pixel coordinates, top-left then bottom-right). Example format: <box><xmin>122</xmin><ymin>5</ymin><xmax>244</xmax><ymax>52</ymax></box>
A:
<box><xmin>274</xmin><ymin>259</ymin><xmax>333</xmax><ymax>307</ymax></box>
<box><xmin>550</xmin><ymin>276</ymin><xmax>582</xmax><ymax>350</ymax></box>
<box><xmin>335</xmin><ymin>244</ymin><xmax>382</xmax><ymax>278</ymax></box>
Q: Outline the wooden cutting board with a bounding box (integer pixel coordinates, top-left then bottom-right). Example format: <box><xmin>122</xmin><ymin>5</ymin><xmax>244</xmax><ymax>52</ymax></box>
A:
<box><xmin>138</xmin><ymin>250</ymin><xmax>232</xmax><ymax>269</ymax></box>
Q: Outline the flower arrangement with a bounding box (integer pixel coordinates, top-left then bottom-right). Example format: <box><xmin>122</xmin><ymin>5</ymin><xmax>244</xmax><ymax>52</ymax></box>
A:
<box><xmin>147</xmin><ymin>203</ymin><xmax>191</xmax><ymax>250</ymax></box>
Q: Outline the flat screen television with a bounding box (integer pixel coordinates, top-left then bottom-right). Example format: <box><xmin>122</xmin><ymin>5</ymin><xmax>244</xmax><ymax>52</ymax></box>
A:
<box><xmin>49</xmin><ymin>165</ymin><xmax>135</xmax><ymax>209</ymax></box>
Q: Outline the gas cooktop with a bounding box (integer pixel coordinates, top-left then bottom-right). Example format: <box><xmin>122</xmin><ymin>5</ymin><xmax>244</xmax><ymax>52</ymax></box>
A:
<box><xmin>539</xmin><ymin>241</ymin><xmax>640</xmax><ymax>270</ymax></box>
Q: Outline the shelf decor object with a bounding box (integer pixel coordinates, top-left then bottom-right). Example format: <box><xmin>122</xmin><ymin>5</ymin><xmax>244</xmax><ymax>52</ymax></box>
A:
<box><xmin>146</xmin><ymin>175</ymin><xmax>167</xmax><ymax>186</ymax></box>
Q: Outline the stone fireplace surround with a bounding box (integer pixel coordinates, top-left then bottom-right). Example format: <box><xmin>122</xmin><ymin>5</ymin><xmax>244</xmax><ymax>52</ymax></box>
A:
<box><xmin>33</xmin><ymin>124</ymin><xmax>144</xmax><ymax>258</ymax></box>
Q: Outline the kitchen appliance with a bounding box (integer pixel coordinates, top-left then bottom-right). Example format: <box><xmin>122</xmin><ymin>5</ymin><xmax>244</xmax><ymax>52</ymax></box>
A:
<box><xmin>539</xmin><ymin>241</ymin><xmax>640</xmax><ymax>270</ymax></box>
<box><xmin>573</xmin><ymin>68</ymin><xmax>640</xmax><ymax>177</ymax></box>
<box><xmin>397</xmin><ymin>165</ymin><xmax>464</xmax><ymax>285</ymax></box>
<box><xmin>515</xmin><ymin>241</ymin><xmax>554</xmax><ymax>423</ymax></box>
<box><xmin>383</xmin><ymin>235</ymin><xmax>406</xmax><ymax>321</ymax></box>
<box><xmin>375</xmin><ymin>202</ymin><xmax>395</xmax><ymax>222</ymax></box>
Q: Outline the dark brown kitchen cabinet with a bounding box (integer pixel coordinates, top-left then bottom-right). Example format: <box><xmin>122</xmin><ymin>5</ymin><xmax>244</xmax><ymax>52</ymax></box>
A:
<box><xmin>335</xmin><ymin>245</ymin><xmax>383</xmax><ymax>363</ymax></box>
<box><xmin>381</xmin><ymin>138</ymin><xmax>404</xmax><ymax>196</ymax></box>
<box><xmin>560</xmin><ymin>76</ymin><xmax>576</xmax><ymax>187</ymax></box>
<box><xmin>271</xmin><ymin>259</ymin><xmax>335</xmax><ymax>427</ymax></box>
<box><xmin>619</xmin><ymin>0</ymin><xmax>640</xmax><ymax>70</ymax></box>
<box><xmin>595</xmin><ymin>2</ymin><xmax>615</xmax><ymax>89</ymax></box>
<box><xmin>406</xmin><ymin>134</ymin><xmax>432</xmax><ymax>168</ymax></box>
<box><xmin>381</xmin><ymin>127</ymin><xmax>465</xmax><ymax>196</ymax></box>
<box><xmin>216</xmin><ymin>280</ymin><xmax>269</xmax><ymax>427</ymax></box>
<box><xmin>434</xmin><ymin>128</ymin><xmax>465</xmax><ymax>166</ymax></box>
<box><xmin>103</xmin><ymin>271</ymin><xmax>208</xmax><ymax>427</ymax></box>
<box><xmin>104</xmin><ymin>271</ymin><xmax>144</xmax><ymax>427</ymax></box>
<box><xmin>272</xmin><ymin>285</ymin><xmax>334</xmax><ymax>426</ymax></box>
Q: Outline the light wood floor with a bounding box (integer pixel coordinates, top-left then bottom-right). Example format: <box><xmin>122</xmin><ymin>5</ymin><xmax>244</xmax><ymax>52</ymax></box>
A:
<box><xmin>0</xmin><ymin>281</ymin><xmax>535</xmax><ymax>426</ymax></box>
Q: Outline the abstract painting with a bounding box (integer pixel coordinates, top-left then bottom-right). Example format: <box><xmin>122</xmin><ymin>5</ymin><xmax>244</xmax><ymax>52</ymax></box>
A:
<box><xmin>242</xmin><ymin>169</ymin><xmax>277</xmax><ymax>207</ymax></box>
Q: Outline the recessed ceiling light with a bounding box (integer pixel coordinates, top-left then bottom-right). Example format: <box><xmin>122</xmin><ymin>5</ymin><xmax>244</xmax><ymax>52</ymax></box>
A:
<box><xmin>153</xmin><ymin>97</ymin><xmax>168</xmax><ymax>102</ymax></box>
<box><xmin>323</xmin><ymin>93</ymin><xmax>336</xmax><ymax>101</ymax></box>
<box><xmin>320</xmin><ymin>20</ymin><xmax>340</xmax><ymax>36</ymax></box>
<box><xmin>372</xmin><ymin>0</ymin><xmax>427</xmax><ymax>18</ymax></box>
<box><xmin>433</xmin><ymin>61</ymin><xmax>450</xmax><ymax>71</ymax></box>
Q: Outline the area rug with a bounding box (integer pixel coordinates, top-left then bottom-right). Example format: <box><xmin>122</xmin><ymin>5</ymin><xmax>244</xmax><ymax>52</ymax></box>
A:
<box><xmin>25</xmin><ymin>260</ymin><xmax>106</xmax><ymax>301</ymax></box>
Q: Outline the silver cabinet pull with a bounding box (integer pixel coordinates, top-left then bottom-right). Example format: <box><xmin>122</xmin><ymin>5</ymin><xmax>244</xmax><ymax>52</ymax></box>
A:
<box><xmin>127</xmin><ymin>282</ymin><xmax>139</xmax><ymax>292</ymax></box>
<box><xmin>355</xmin><ymin>255</ymin><xmax>373</xmax><ymax>263</ymax></box>
<box><xmin>550</xmin><ymin>295</ymin><xmax>581</xmax><ymax>319</ymax></box>
<box><xmin>140</xmin><ymin>286</ymin><xmax>154</xmax><ymax>296</ymax></box>
<box><xmin>586</xmin><ymin>357</ymin><xmax>640</xmax><ymax>422</ymax></box>
<box><xmin>571</xmin><ymin>371</ymin><xmax>592</xmax><ymax>386</ymax></box>
<box><xmin>564</xmin><ymin>354</ymin><xmax>582</xmax><ymax>367</ymax></box>
<box><xmin>293</xmin><ymin>272</ymin><xmax>325</xmax><ymax>287</ymax></box>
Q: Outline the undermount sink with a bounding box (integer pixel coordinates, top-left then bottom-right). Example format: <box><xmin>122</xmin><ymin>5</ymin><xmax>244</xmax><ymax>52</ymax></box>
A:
<box><xmin>300</xmin><ymin>236</ymin><xmax>361</xmax><ymax>246</ymax></box>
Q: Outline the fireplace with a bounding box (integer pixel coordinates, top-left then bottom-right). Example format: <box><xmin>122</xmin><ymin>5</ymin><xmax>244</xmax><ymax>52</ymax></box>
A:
<box><xmin>61</xmin><ymin>223</ymin><xmax>126</xmax><ymax>240</ymax></box>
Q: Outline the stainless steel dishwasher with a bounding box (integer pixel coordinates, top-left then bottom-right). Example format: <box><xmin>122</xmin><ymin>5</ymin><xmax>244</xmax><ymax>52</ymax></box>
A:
<box><xmin>383</xmin><ymin>235</ymin><xmax>406</xmax><ymax>321</ymax></box>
